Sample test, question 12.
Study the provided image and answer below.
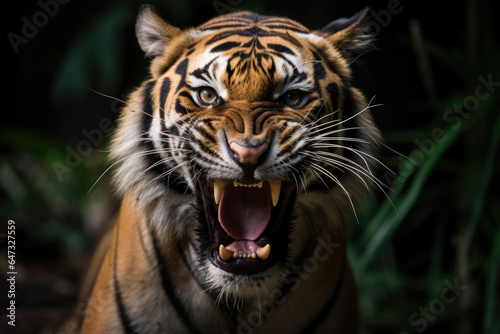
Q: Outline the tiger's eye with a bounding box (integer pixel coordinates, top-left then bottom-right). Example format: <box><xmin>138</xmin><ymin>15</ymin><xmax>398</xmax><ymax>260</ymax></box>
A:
<box><xmin>282</xmin><ymin>90</ymin><xmax>301</xmax><ymax>106</ymax></box>
<box><xmin>199</xmin><ymin>88</ymin><xmax>218</xmax><ymax>105</ymax></box>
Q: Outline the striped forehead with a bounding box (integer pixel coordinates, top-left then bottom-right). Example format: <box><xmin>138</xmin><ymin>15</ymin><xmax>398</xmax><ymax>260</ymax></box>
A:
<box><xmin>187</xmin><ymin>14</ymin><xmax>320</xmax><ymax>97</ymax></box>
<box><xmin>197</xmin><ymin>11</ymin><xmax>311</xmax><ymax>35</ymax></box>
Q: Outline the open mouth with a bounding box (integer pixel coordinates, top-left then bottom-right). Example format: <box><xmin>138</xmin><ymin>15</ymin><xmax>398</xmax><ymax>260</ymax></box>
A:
<box><xmin>199</xmin><ymin>179</ymin><xmax>296</xmax><ymax>275</ymax></box>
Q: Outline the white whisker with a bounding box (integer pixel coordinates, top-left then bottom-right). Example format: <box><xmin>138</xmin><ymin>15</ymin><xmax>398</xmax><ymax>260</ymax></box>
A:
<box><xmin>87</xmin><ymin>148</ymin><xmax>181</xmax><ymax>194</ymax></box>
<box><xmin>309</xmin><ymin>162</ymin><xmax>360</xmax><ymax>223</ymax></box>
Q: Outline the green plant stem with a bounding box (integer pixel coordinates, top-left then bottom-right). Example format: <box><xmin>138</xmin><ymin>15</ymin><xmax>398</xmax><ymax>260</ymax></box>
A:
<box><xmin>355</xmin><ymin>94</ymin><xmax>496</xmax><ymax>278</ymax></box>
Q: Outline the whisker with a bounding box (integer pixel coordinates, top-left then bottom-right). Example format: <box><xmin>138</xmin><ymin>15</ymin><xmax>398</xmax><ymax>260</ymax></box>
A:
<box><xmin>145</xmin><ymin>161</ymin><xmax>190</xmax><ymax>188</ymax></box>
<box><xmin>381</xmin><ymin>143</ymin><xmax>410</xmax><ymax>160</ymax></box>
<box><xmin>306</xmin><ymin>151</ymin><xmax>398</xmax><ymax>214</ymax></box>
<box><xmin>308</xmin><ymin>108</ymin><xmax>342</xmax><ymax>128</ymax></box>
<box><xmin>284</xmin><ymin>156</ymin><xmax>308</xmax><ymax>192</ymax></box>
<box><xmin>88</xmin><ymin>87</ymin><xmax>166</xmax><ymax>126</ymax></box>
<box><xmin>307</xmin><ymin>126</ymin><xmax>366</xmax><ymax>138</ymax></box>
<box><xmin>312</xmin><ymin>137</ymin><xmax>371</xmax><ymax>144</ymax></box>
<box><xmin>88</xmin><ymin>148</ymin><xmax>187</xmax><ymax>194</ymax></box>
<box><xmin>313</xmin><ymin>144</ymin><xmax>394</xmax><ymax>175</ymax></box>
<box><xmin>314</xmin><ymin>146</ymin><xmax>372</xmax><ymax>175</ymax></box>
<box><xmin>335</xmin><ymin>96</ymin><xmax>381</xmax><ymax>128</ymax></box>
<box><xmin>89</xmin><ymin>88</ymin><xmax>128</xmax><ymax>106</ymax></box>
<box><xmin>306</xmin><ymin>153</ymin><xmax>370</xmax><ymax>190</ymax></box>
<box><xmin>130</xmin><ymin>155</ymin><xmax>183</xmax><ymax>189</ymax></box>
<box><xmin>309</xmin><ymin>167</ymin><xmax>331</xmax><ymax>191</ymax></box>
<box><xmin>309</xmin><ymin>162</ymin><xmax>360</xmax><ymax>223</ymax></box>
<box><xmin>301</xmin><ymin>98</ymin><xmax>326</xmax><ymax>123</ymax></box>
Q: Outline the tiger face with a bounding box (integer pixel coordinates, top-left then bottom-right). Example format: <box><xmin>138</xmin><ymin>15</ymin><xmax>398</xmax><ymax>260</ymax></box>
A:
<box><xmin>112</xmin><ymin>5</ymin><xmax>380</xmax><ymax>304</ymax></box>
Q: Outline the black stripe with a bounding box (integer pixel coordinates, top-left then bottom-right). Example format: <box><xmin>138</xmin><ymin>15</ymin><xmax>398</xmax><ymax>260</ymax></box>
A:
<box><xmin>273</xmin><ymin>31</ymin><xmax>303</xmax><ymax>49</ymax></box>
<box><xmin>150</xmin><ymin>230</ymin><xmax>201</xmax><ymax>334</ymax></box>
<box><xmin>136</xmin><ymin>218</ymin><xmax>157</xmax><ymax>267</ymax></box>
<box><xmin>211</xmin><ymin>41</ymin><xmax>241</xmax><ymax>53</ymax></box>
<box><xmin>140</xmin><ymin>82</ymin><xmax>166</xmax><ymax>178</ymax></box>
<box><xmin>178</xmin><ymin>91</ymin><xmax>197</xmax><ymax>105</ymax></box>
<box><xmin>301</xmin><ymin>255</ymin><xmax>347</xmax><ymax>333</ymax></box>
<box><xmin>278</xmin><ymin>128</ymin><xmax>295</xmax><ymax>149</ymax></box>
<box><xmin>261</xmin><ymin>24</ymin><xmax>308</xmax><ymax>33</ymax></box>
<box><xmin>196</xmin><ymin>125</ymin><xmax>218</xmax><ymax>144</ymax></box>
<box><xmin>267</xmin><ymin>43</ymin><xmax>296</xmax><ymax>56</ymax></box>
<box><xmin>174</xmin><ymin>239</ymin><xmax>236</xmax><ymax>328</ymax></box>
<box><xmin>205</xmin><ymin>27</ymin><xmax>303</xmax><ymax>47</ymax></box>
<box><xmin>190</xmin><ymin>69</ymin><xmax>209</xmax><ymax>81</ymax></box>
<box><xmin>325</xmin><ymin>83</ymin><xmax>338</xmax><ymax>106</ymax></box>
<box><xmin>341</xmin><ymin>80</ymin><xmax>362</xmax><ymax>159</ymax></box>
<box><xmin>190</xmin><ymin>57</ymin><xmax>218</xmax><ymax>81</ymax></box>
<box><xmin>317</xmin><ymin>82</ymin><xmax>338</xmax><ymax>119</ymax></box>
<box><xmin>195</xmin><ymin>154</ymin><xmax>226</xmax><ymax>172</ymax></box>
<box><xmin>312</xmin><ymin>53</ymin><xmax>326</xmax><ymax>82</ymax></box>
<box><xmin>176</xmin><ymin>241</ymin><xmax>205</xmax><ymax>290</ymax></box>
<box><xmin>200</xmin><ymin>18</ymin><xmax>255</xmax><ymax>29</ymax></box>
<box><xmin>200</xmin><ymin>23</ymin><xmax>249</xmax><ymax>31</ymax></box>
<box><xmin>310</xmin><ymin>43</ymin><xmax>342</xmax><ymax>78</ymax></box>
<box><xmin>166</xmin><ymin>124</ymin><xmax>180</xmax><ymax>137</ymax></box>
<box><xmin>113</xmin><ymin>223</ymin><xmax>139</xmax><ymax>334</ymax></box>
<box><xmin>159</xmin><ymin>77</ymin><xmax>171</xmax><ymax>120</ymax></box>
<box><xmin>141</xmin><ymin>81</ymin><xmax>156</xmax><ymax>135</ymax></box>
<box><xmin>175</xmin><ymin>99</ymin><xmax>189</xmax><ymax>115</ymax></box>
<box><xmin>141</xmin><ymin>81</ymin><xmax>190</xmax><ymax>193</ymax></box>
<box><xmin>201</xmin><ymin>20</ymin><xmax>307</xmax><ymax>33</ymax></box>
<box><xmin>259</xmin><ymin>17</ymin><xmax>306</xmax><ymax>26</ymax></box>
<box><xmin>159</xmin><ymin>77</ymin><xmax>173</xmax><ymax>160</ymax></box>
<box><xmin>175</xmin><ymin>58</ymin><xmax>189</xmax><ymax>93</ymax></box>
<box><xmin>159</xmin><ymin>77</ymin><xmax>171</xmax><ymax>139</ymax></box>
<box><xmin>204</xmin><ymin>31</ymin><xmax>240</xmax><ymax>46</ymax></box>
<box><xmin>341</xmin><ymin>80</ymin><xmax>355</xmax><ymax>118</ymax></box>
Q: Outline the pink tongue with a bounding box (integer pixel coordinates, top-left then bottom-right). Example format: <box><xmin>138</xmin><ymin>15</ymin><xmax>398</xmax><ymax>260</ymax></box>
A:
<box><xmin>218</xmin><ymin>182</ymin><xmax>272</xmax><ymax>240</ymax></box>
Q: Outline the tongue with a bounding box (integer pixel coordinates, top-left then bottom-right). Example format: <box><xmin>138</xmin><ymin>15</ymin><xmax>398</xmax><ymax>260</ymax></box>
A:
<box><xmin>218</xmin><ymin>182</ymin><xmax>272</xmax><ymax>240</ymax></box>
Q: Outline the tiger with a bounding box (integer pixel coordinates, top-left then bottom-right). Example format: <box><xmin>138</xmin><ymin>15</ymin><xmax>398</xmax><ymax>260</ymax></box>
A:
<box><xmin>67</xmin><ymin>4</ymin><xmax>383</xmax><ymax>334</ymax></box>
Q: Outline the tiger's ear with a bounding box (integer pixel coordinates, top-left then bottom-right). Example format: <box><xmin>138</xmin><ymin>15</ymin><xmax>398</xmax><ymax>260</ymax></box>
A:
<box><xmin>319</xmin><ymin>8</ymin><xmax>372</xmax><ymax>58</ymax></box>
<box><xmin>135</xmin><ymin>4</ymin><xmax>182</xmax><ymax>58</ymax></box>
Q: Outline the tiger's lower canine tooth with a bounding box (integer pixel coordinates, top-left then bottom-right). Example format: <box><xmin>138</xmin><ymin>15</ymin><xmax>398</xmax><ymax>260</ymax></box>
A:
<box><xmin>256</xmin><ymin>244</ymin><xmax>271</xmax><ymax>260</ymax></box>
<box><xmin>219</xmin><ymin>244</ymin><xmax>233</xmax><ymax>261</ymax></box>
<box><xmin>268</xmin><ymin>180</ymin><xmax>281</xmax><ymax>207</ymax></box>
<box><xmin>214</xmin><ymin>179</ymin><xmax>224</xmax><ymax>204</ymax></box>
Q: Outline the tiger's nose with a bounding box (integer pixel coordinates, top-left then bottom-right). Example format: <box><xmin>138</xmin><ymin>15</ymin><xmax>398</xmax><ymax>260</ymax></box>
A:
<box><xmin>229</xmin><ymin>142</ymin><xmax>269</xmax><ymax>165</ymax></box>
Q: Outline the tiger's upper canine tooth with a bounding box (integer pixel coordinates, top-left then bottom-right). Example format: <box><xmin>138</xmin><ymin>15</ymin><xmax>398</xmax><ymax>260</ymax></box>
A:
<box><xmin>219</xmin><ymin>244</ymin><xmax>234</xmax><ymax>261</ymax></box>
<box><xmin>268</xmin><ymin>180</ymin><xmax>281</xmax><ymax>207</ymax></box>
<box><xmin>214</xmin><ymin>179</ymin><xmax>224</xmax><ymax>205</ymax></box>
<box><xmin>256</xmin><ymin>244</ymin><xmax>271</xmax><ymax>260</ymax></box>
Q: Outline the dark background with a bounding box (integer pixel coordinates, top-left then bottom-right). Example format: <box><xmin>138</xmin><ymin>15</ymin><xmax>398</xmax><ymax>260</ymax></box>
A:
<box><xmin>2</xmin><ymin>0</ymin><xmax>499</xmax><ymax>333</ymax></box>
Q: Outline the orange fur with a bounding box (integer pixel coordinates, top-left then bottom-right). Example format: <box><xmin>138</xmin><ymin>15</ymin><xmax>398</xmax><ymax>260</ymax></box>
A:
<box><xmin>62</xmin><ymin>6</ymin><xmax>382</xmax><ymax>333</ymax></box>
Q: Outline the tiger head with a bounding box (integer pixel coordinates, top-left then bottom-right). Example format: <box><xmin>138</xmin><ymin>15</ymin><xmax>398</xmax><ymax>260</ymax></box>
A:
<box><xmin>111</xmin><ymin>5</ymin><xmax>381</xmax><ymax>303</ymax></box>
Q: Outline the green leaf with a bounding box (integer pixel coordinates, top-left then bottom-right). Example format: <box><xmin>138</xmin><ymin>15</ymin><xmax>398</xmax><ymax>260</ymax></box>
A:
<box><xmin>354</xmin><ymin>91</ymin><xmax>498</xmax><ymax>278</ymax></box>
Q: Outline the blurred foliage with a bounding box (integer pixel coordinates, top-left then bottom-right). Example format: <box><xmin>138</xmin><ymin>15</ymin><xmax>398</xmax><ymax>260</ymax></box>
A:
<box><xmin>52</xmin><ymin>3</ymin><xmax>134</xmax><ymax>102</ymax></box>
<box><xmin>1</xmin><ymin>129</ymin><xmax>115</xmax><ymax>256</ymax></box>
<box><xmin>348</xmin><ymin>17</ymin><xmax>500</xmax><ymax>334</ymax></box>
<box><xmin>3</xmin><ymin>0</ymin><xmax>499</xmax><ymax>333</ymax></box>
